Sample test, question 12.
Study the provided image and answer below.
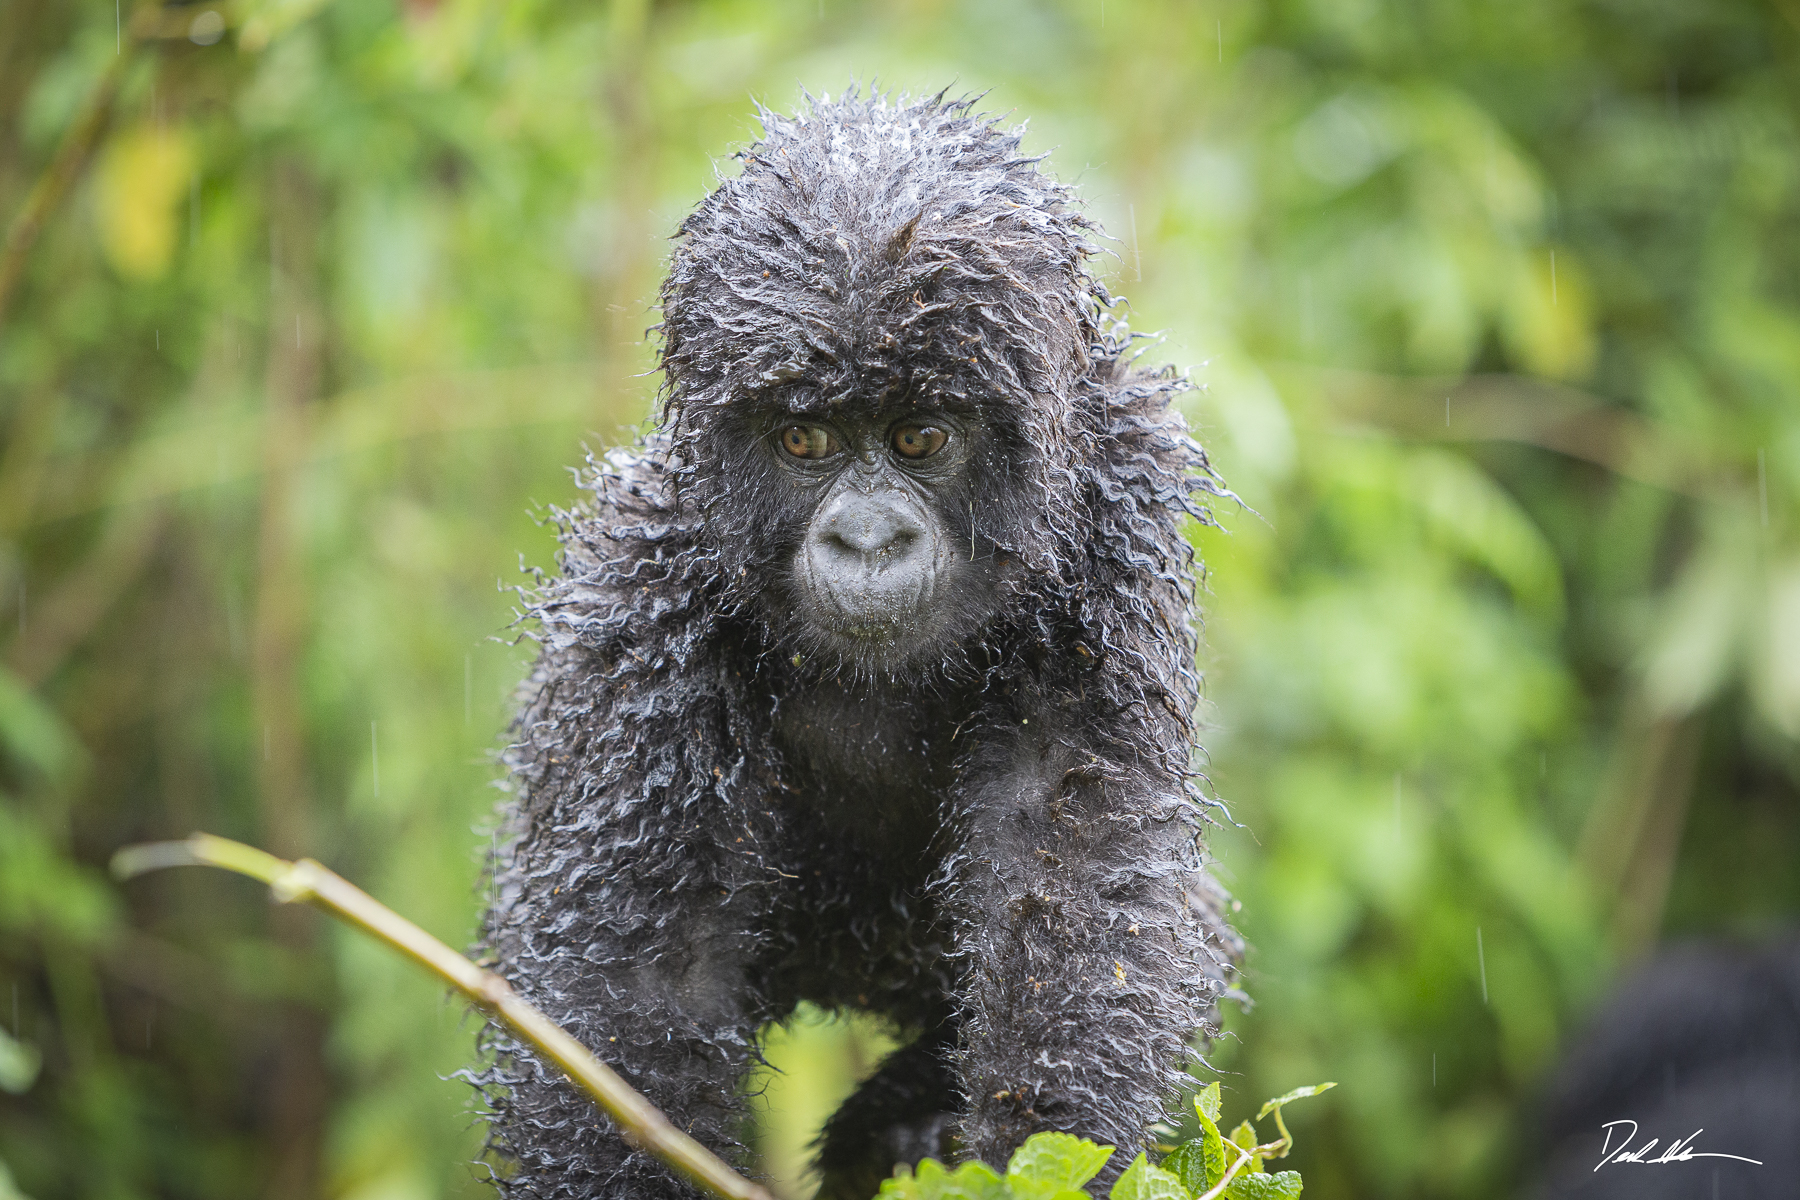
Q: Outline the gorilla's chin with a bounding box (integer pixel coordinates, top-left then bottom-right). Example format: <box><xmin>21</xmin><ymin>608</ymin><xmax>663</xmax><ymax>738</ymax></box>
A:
<box><xmin>795</xmin><ymin>559</ymin><xmax>934</xmax><ymax>657</ymax></box>
<box><xmin>812</xmin><ymin>573</ymin><xmax>932</xmax><ymax>633</ymax></box>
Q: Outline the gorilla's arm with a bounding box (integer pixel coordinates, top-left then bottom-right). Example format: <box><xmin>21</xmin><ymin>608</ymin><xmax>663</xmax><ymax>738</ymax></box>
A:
<box><xmin>937</xmin><ymin>370</ymin><xmax>1236</xmax><ymax>1171</ymax></box>
<box><xmin>479</xmin><ymin>453</ymin><xmax>783</xmax><ymax>1200</ymax></box>
<box><xmin>945</xmin><ymin>709</ymin><xmax>1228</xmax><ymax>1173</ymax></box>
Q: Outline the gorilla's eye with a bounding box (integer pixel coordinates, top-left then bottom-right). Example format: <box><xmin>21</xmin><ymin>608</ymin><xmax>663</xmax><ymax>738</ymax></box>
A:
<box><xmin>891</xmin><ymin>424</ymin><xmax>948</xmax><ymax>459</ymax></box>
<box><xmin>778</xmin><ymin>425</ymin><xmax>838</xmax><ymax>459</ymax></box>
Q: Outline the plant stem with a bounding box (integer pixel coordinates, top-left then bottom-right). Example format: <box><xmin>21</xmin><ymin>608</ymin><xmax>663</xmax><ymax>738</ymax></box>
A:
<box><xmin>112</xmin><ymin>833</ymin><xmax>776</xmax><ymax>1200</ymax></box>
<box><xmin>1269</xmin><ymin>1104</ymin><xmax>1294</xmax><ymax>1159</ymax></box>
<box><xmin>1192</xmin><ymin>1138</ymin><xmax>1256</xmax><ymax>1200</ymax></box>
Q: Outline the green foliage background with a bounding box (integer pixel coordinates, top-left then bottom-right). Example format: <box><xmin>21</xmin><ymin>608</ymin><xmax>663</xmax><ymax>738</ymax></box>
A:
<box><xmin>1</xmin><ymin>2</ymin><xmax>1796</xmax><ymax>1199</ymax></box>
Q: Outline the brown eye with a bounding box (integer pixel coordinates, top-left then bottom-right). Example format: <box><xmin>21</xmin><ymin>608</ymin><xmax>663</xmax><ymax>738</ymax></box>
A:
<box><xmin>778</xmin><ymin>425</ymin><xmax>837</xmax><ymax>459</ymax></box>
<box><xmin>892</xmin><ymin>424</ymin><xmax>947</xmax><ymax>459</ymax></box>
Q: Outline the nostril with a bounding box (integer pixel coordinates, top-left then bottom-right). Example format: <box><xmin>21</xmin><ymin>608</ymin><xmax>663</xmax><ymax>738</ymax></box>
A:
<box><xmin>824</xmin><ymin>511</ymin><xmax>917</xmax><ymax>557</ymax></box>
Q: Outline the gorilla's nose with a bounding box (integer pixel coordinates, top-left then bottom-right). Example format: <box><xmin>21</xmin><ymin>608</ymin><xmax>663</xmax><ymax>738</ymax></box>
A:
<box><xmin>821</xmin><ymin>501</ymin><xmax>920</xmax><ymax>559</ymax></box>
<box><xmin>802</xmin><ymin>485</ymin><xmax>943</xmax><ymax>634</ymax></box>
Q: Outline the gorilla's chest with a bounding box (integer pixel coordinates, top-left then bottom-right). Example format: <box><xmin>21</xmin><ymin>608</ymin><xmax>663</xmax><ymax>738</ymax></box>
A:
<box><xmin>773</xmin><ymin>681</ymin><xmax>958</xmax><ymax>848</ymax></box>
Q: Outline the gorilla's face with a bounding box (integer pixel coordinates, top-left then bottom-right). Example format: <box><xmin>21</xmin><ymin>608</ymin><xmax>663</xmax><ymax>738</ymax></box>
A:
<box><xmin>760</xmin><ymin>406</ymin><xmax>1006</xmax><ymax>671</ymax></box>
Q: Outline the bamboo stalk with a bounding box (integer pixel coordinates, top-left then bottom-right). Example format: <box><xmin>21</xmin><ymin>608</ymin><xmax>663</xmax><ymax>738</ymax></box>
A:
<box><xmin>112</xmin><ymin>833</ymin><xmax>775</xmax><ymax>1200</ymax></box>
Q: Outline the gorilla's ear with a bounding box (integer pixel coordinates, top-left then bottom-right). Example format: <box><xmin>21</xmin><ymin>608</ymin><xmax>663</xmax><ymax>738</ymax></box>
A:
<box><xmin>884</xmin><ymin>213</ymin><xmax>922</xmax><ymax>264</ymax></box>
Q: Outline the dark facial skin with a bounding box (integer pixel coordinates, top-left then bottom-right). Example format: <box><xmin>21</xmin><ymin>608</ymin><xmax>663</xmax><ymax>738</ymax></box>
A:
<box><xmin>764</xmin><ymin>406</ymin><xmax>1000</xmax><ymax>669</ymax></box>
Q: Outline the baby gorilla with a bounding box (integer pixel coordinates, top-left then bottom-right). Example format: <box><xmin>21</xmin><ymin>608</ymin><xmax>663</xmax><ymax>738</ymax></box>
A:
<box><xmin>478</xmin><ymin>92</ymin><xmax>1240</xmax><ymax>1200</ymax></box>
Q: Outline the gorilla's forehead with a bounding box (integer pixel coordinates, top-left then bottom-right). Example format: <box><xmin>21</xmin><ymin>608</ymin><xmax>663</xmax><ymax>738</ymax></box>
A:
<box><xmin>736</xmin><ymin>298</ymin><xmax>1020</xmax><ymax>411</ymax></box>
<box><xmin>661</xmin><ymin>93</ymin><xmax>1101</xmax><ymax>426</ymax></box>
<box><xmin>756</xmin><ymin>375</ymin><xmax>980</xmax><ymax>423</ymax></box>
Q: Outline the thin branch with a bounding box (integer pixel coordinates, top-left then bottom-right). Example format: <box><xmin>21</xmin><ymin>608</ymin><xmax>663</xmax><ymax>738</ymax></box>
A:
<box><xmin>111</xmin><ymin>833</ymin><xmax>776</xmax><ymax>1200</ymax></box>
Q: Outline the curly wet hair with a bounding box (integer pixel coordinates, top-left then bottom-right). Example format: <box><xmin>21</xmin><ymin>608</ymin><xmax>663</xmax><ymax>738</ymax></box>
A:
<box><xmin>474</xmin><ymin>89</ymin><xmax>1241</xmax><ymax>1200</ymax></box>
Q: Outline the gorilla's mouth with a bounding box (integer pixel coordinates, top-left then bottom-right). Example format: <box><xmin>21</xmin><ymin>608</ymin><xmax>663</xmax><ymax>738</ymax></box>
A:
<box><xmin>797</xmin><ymin>538</ymin><xmax>942</xmax><ymax>641</ymax></box>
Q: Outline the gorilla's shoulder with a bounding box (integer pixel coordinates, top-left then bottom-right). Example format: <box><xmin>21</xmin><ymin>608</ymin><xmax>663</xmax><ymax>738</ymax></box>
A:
<box><xmin>530</xmin><ymin>436</ymin><xmax>708</xmax><ymax>658</ymax></box>
<box><xmin>573</xmin><ymin>438</ymin><xmax>685</xmax><ymax>549</ymax></box>
<box><xmin>1081</xmin><ymin>361</ymin><xmax>1224</xmax><ymax>553</ymax></box>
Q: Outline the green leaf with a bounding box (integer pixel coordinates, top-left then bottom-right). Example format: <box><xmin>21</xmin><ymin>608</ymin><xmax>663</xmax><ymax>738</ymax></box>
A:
<box><xmin>1227</xmin><ymin>1123</ymin><xmax>1261</xmax><ymax>1174</ymax></box>
<box><xmin>1195</xmin><ymin>1082</ymin><xmax>1222</xmax><ymax>1123</ymax></box>
<box><xmin>1224</xmin><ymin>1171</ymin><xmax>1303</xmax><ymax>1200</ymax></box>
<box><xmin>1165</xmin><ymin>1081</ymin><xmax>1229</xmax><ymax>1190</ymax></box>
<box><xmin>1005</xmin><ymin>1132</ymin><xmax>1114</xmax><ymax>1198</ymax></box>
<box><xmin>1162</xmin><ymin>1144</ymin><xmax>1205</xmax><ymax>1196</ymax></box>
<box><xmin>1255</xmin><ymin>1083</ymin><xmax>1337</xmax><ymax>1122</ymax></box>
<box><xmin>0</xmin><ymin>1029</ymin><xmax>39</xmax><ymax>1095</ymax></box>
<box><xmin>1109</xmin><ymin>1153</ymin><xmax>1189</xmax><ymax>1200</ymax></box>
<box><xmin>1165</xmin><ymin>1118</ymin><xmax>1226</xmax><ymax>1193</ymax></box>
<box><xmin>879</xmin><ymin>1158</ymin><xmax>1008</xmax><ymax>1200</ymax></box>
<box><xmin>1200</xmin><ymin>1123</ymin><xmax>1226</xmax><ymax>1190</ymax></box>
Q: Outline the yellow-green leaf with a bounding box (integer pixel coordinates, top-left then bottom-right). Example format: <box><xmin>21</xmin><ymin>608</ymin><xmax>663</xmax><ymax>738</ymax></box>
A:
<box><xmin>1110</xmin><ymin>1153</ymin><xmax>1190</xmax><ymax>1200</ymax></box>
<box><xmin>1006</xmin><ymin>1132</ymin><xmax>1115</xmax><ymax>1195</ymax></box>
<box><xmin>1195</xmin><ymin>1081</ymin><xmax>1222</xmax><ymax>1122</ymax></box>
<box><xmin>1255</xmin><ymin>1083</ymin><xmax>1337</xmax><ymax>1122</ymax></box>
<box><xmin>1228</xmin><ymin>1122</ymin><xmax>1262</xmax><ymax>1174</ymax></box>
<box><xmin>1225</xmin><ymin>1171</ymin><xmax>1303</xmax><ymax>1200</ymax></box>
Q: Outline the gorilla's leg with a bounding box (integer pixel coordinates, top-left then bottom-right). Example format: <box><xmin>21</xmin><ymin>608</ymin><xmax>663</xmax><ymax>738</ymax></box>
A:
<box><xmin>813</xmin><ymin>1029</ymin><xmax>960</xmax><ymax>1200</ymax></box>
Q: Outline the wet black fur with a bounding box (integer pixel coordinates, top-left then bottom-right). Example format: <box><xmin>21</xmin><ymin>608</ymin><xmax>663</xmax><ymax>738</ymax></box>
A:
<box><xmin>475</xmin><ymin>91</ymin><xmax>1242</xmax><ymax>1200</ymax></box>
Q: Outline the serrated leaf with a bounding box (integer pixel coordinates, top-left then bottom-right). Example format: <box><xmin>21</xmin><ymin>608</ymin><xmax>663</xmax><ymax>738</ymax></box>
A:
<box><xmin>1255</xmin><ymin>1083</ymin><xmax>1336</xmax><ymax>1122</ymax></box>
<box><xmin>1005</xmin><ymin>1132</ymin><xmax>1115</xmax><ymax>1195</ymax></box>
<box><xmin>1109</xmin><ymin>1153</ymin><xmax>1190</xmax><ymax>1200</ymax></box>
<box><xmin>1162</xmin><ymin>1143</ymin><xmax>1205</xmax><ymax>1195</ymax></box>
<box><xmin>1224</xmin><ymin>1171</ymin><xmax>1303</xmax><ymax>1200</ymax></box>
<box><xmin>876</xmin><ymin>1163</ymin><xmax>926</xmax><ymax>1200</ymax></box>
<box><xmin>940</xmin><ymin>1161</ymin><xmax>1008</xmax><ymax>1200</ymax></box>
<box><xmin>1165</xmin><ymin>1119</ymin><xmax>1225</xmax><ymax>1193</ymax></box>
<box><xmin>877</xmin><ymin>1167</ymin><xmax>921</xmax><ymax>1200</ymax></box>
<box><xmin>1195</xmin><ymin>1082</ymin><xmax>1222</xmax><ymax>1122</ymax></box>
<box><xmin>880</xmin><ymin>1158</ymin><xmax>1008</xmax><ymax>1200</ymax></box>
<box><xmin>1227</xmin><ymin>1123</ymin><xmax>1261</xmax><ymax>1174</ymax></box>
<box><xmin>957</xmin><ymin>1163</ymin><xmax>1010</xmax><ymax>1200</ymax></box>
<box><xmin>1200</xmin><ymin>1120</ymin><xmax>1225</xmax><ymax>1188</ymax></box>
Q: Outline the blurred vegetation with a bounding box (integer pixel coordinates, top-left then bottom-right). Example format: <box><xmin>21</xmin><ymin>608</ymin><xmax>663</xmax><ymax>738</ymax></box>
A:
<box><xmin>0</xmin><ymin>2</ymin><xmax>1795</xmax><ymax>1199</ymax></box>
